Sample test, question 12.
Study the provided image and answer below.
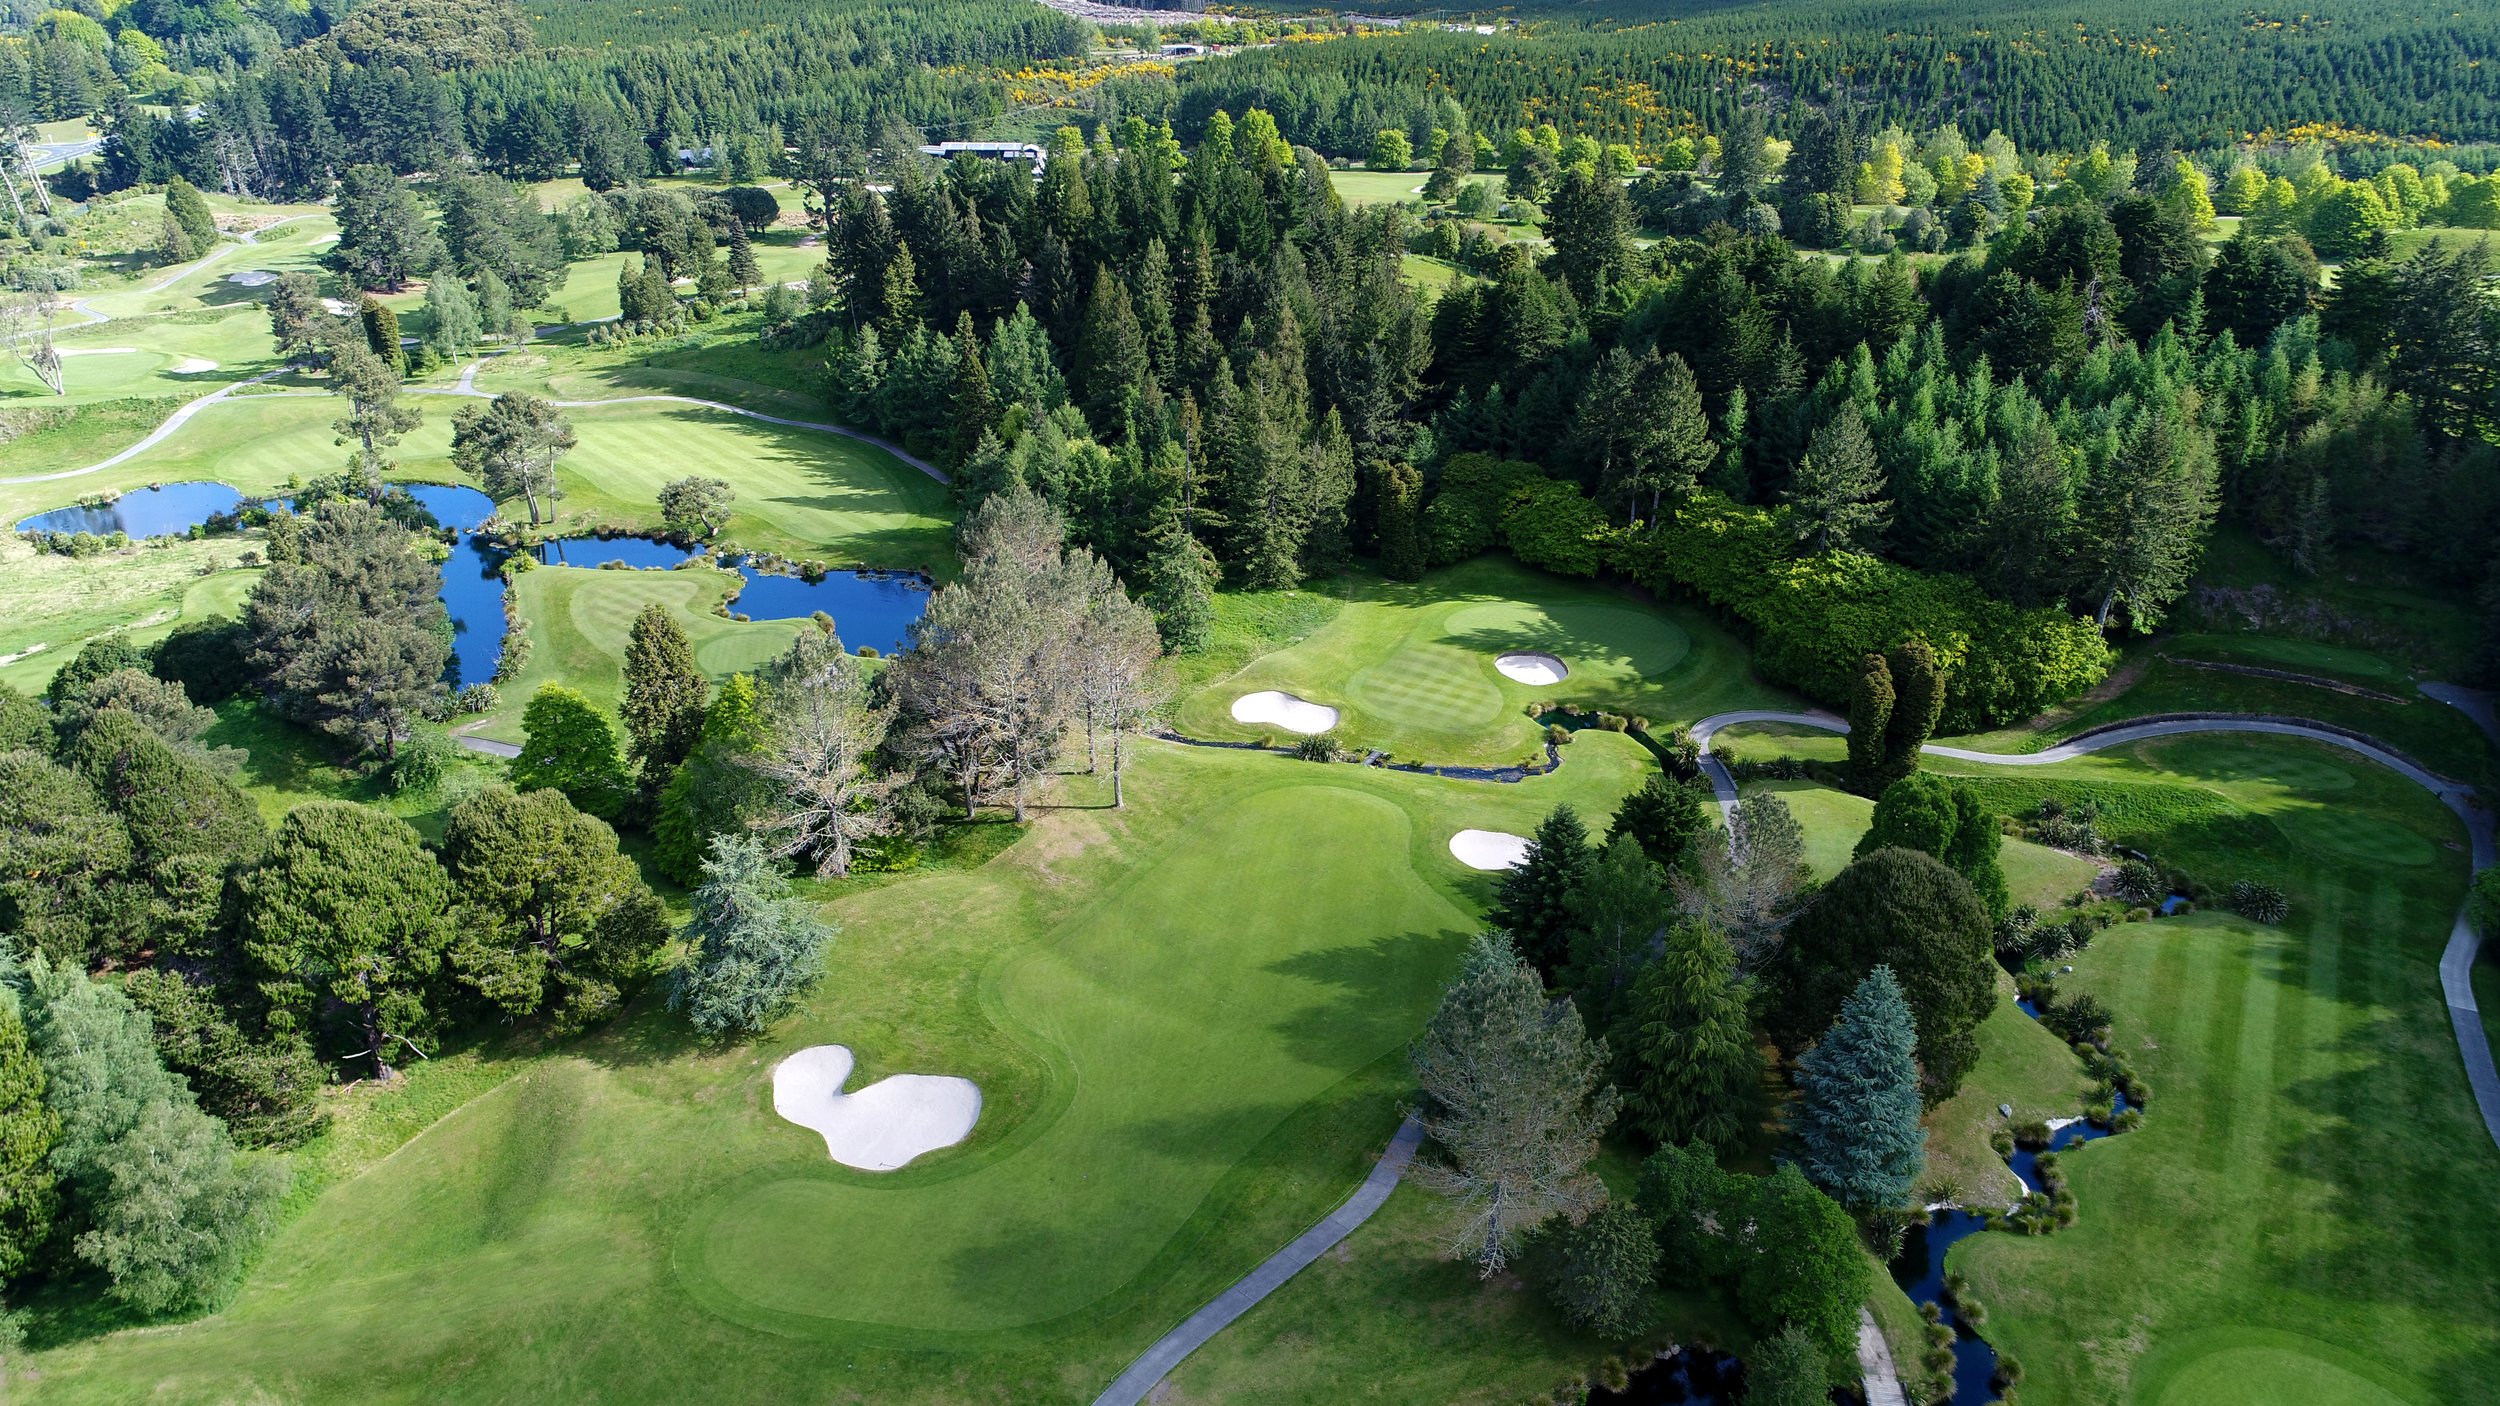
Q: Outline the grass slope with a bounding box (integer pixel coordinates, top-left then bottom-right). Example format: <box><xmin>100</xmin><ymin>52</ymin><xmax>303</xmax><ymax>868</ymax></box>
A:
<box><xmin>1927</xmin><ymin>735</ymin><xmax>2500</xmax><ymax>1406</ymax></box>
<box><xmin>21</xmin><ymin>736</ymin><xmax>1666</xmax><ymax>1405</ymax></box>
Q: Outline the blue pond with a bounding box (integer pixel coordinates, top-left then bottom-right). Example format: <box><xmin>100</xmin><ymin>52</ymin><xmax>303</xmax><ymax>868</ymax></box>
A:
<box><xmin>1586</xmin><ymin>1347</ymin><xmax>1747</xmax><ymax>1404</ymax></box>
<box><xmin>15</xmin><ymin>480</ymin><xmax>255</xmax><ymax>538</ymax></box>
<box><xmin>14</xmin><ymin>479</ymin><xmax>928</xmax><ymax>688</ymax></box>
<box><xmin>437</xmin><ymin>518</ymin><xmax>930</xmax><ymax>688</ymax></box>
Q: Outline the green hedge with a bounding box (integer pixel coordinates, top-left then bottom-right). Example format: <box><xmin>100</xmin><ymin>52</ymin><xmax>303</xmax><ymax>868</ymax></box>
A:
<box><xmin>1422</xmin><ymin>453</ymin><xmax>1547</xmax><ymax>565</ymax></box>
<box><xmin>1502</xmin><ymin>479</ymin><xmax>1609</xmax><ymax>578</ymax></box>
<box><xmin>1612</xmin><ymin>493</ymin><xmax>2111</xmax><ymax>730</ymax></box>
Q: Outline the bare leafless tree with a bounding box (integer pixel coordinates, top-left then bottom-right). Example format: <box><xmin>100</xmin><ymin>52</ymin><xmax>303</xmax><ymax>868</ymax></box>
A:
<box><xmin>1411</xmin><ymin>933</ymin><xmax>1618</xmax><ymax>1277</ymax></box>
<box><xmin>1063</xmin><ymin>552</ymin><xmax>1166</xmax><ymax>806</ymax></box>
<box><xmin>1</xmin><ymin>276</ymin><xmax>64</xmax><ymax>395</ymax></box>
<box><xmin>1673</xmin><ymin>791</ymin><xmax>1810</xmax><ymax>970</ymax></box>
<box><xmin>753</xmin><ymin>630</ymin><xmax>898</xmax><ymax>878</ymax></box>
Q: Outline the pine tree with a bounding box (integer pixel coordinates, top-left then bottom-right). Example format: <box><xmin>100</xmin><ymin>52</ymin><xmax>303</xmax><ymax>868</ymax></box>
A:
<box><xmin>2075</xmin><ymin>410</ymin><xmax>2217</xmax><ymax>631</ymax></box>
<box><xmin>1561</xmin><ymin>835</ymin><xmax>1666</xmax><ymax>1035</ymax></box>
<box><xmin>1532</xmin><ymin>1202</ymin><xmax>1658</xmax><ymax>1338</ymax></box>
<box><xmin>1376</xmin><ymin>459</ymin><xmax>1426</xmax><ymax>581</ymax></box>
<box><xmin>164</xmin><ymin>176</ymin><xmax>218</xmax><ymax>250</ymax></box>
<box><xmin>1879</xmin><ymin>637</ymin><xmax>1943</xmax><ymax>792</ymax></box>
<box><xmin>1074</xmin><ymin>267</ymin><xmax>1147</xmax><ymax>434</ymax></box>
<box><xmin>1411</xmin><ymin>933</ymin><xmax>1618</xmax><ymax>1276</ymax></box>
<box><xmin>1303</xmin><ymin>408</ymin><xmax>1356</xmax><ymax>573</ymax></box>
<box><xmin>668</xmin><ymin>834</ymin><xmax>836</xmax><ymax>1039</ymax></box>
<box><xmin>726</xmin><ymin>217</ymin><xmax>761</xmax><ymax>296</ymax></box>
<box><xmin>1607</xmin><ymin>772</ymin><xmax>1711</xmax><ymax>874</ymax></box>
<box><xmin>1845</xmin><ymin>652</ymin><xmax>1895</xmax><ymax>796</ymax></box>
<box><xmin>948</xmin><ymin>311</ymin><xmax>998</xmax><ymax>465</ymax></box>
<box><xmin>0</xmin><ymin>1000</ymin><xmax>57</xmax><ymax>1281</ymax></box>
<box><xmin>1745</xmin><ymin>1324</ymin><xmax>1833</xmax><ymax>1406</ymax></box>
<box><xmin>621</xmin><ymin>605</ymin><xmax>709</xmax><ymax>787</ymax></box>
<box><xmin>1494</xmin><ymin>804</ymin><xmax>1596</xmax><ymax>976</ymax></box>
<box><xmin>1789</xmin><ymin>965</ymin><xmax>1927</xmax><ymax>1211</ymax></box>
<box><xmin>1783</xmin><ymin>402</ymin><xmax>1890</xmax><ymax>553</ymax></box>
<box><xmin>358</xmin><ymin>296</ymin><xmax>402</xmax><ymax>371</ymax></box>
<box><xmin>1620</xmin><ymin>922</ymin><xmax>1763</xmax><ymax>1152</ymax></box>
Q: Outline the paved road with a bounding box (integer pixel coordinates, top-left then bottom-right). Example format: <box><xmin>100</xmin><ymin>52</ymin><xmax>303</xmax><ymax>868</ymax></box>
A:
<box><xmin>1695</xmin><ymin>708</ymin><xmax>2500</xmax><ymax>1151</ymax></box>
<box><xmin>1856</xmin><ymin>1307</ymin><xmax>1910</xmax><ymax>1406</ymax></box>
<box><xmin>452</xmin><ymin>734</ymin><xmax>519</xmax><ymax>758</ymax></box>
<box><xmin>1091</xmin><ymin>1116</ymin><xmax>1422</xmax><ymax>1406</ymax></box>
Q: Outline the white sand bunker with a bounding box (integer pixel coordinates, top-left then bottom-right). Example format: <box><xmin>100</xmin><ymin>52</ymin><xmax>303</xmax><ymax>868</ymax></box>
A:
<box><xmin>1450</xmin><ymin>829</ymin><xmax>1532</xmax><ymax>870</ymax></box>
<box><xmin>1232</xmin><ymin>689</ymin><xmax>1339</xmax><ymax>735</ymax></box>
<box><xmin>772</xmin><ymin>1044</ymin><xmax>981</xmax><ymax>1172</ymax></box>
<box><xmin>319</xmin><ymin>297</ymin><xmax>355</xmax><ymax>314</ymax></box>
<box><xmin>1495</xmin><ymin>651</ymin><xmax>1570</xmax><ymax>686</ymax></box>
<box><xmin>170</xmin><ymin>357</ymin><xmax>218</xmax><ymax>373</ymax></box>
<box><xmin>226</xmin><ymin>269</ymin><xmax>278</xmax><ymax>287</ymax></box>
<box><xmin>310</xmin><ymin>232</ymin><xmax>339</xmax><ymax>244</ymax></box>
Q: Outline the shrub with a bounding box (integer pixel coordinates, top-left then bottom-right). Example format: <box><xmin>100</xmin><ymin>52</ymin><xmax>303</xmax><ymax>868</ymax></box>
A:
<box><xmin>1611</xmin><ymin>491</ymin><xmax>2110</xmax><ymax>729</ymax></box>
<box><xmin>2042</xmin><ymin>993</ymin><xmax>2111</xmax><ymax>1045</ymax></box>
<box><xmin>2230</xmin><ymin>879</ymin><xmax>2289</xmax><ymax>924</ymax></box>
<box><xmin>1292</xmin><ymin>731</ymin><xmax>1343</xmax><ymax>762</ymax></box>
<box><xmin>456</xmin><ymin>683</ymin><xmax>498</xmax><ymax>713</ymax></box>
<box><xmin>384</xmin><ymin>727</ymin><xmax>457</xmax><ymax>796</ymax></box>
<box><xmin>1419</xmin><ymin>453</ymin><xmax>1546</xmax><ymax>565</ymax></box>
<box><xmin>2112</xmin><ymin>859</ymin><xmax>2165</xmax><ymax>907</ymax></box>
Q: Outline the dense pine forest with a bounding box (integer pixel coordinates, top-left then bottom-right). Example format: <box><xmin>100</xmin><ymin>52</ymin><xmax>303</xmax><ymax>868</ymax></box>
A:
<box><xmin>1145</xmin><ymin>0</ymin><xmax>2500</xmax><ymax>153</ymax></box>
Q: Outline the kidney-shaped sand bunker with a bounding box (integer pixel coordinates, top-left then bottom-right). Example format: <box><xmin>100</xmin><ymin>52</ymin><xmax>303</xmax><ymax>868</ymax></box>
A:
<box><xmin>772</xmin><ymin>1045</ymin><xmax>981</xmax><ymax>1172</ymax></box>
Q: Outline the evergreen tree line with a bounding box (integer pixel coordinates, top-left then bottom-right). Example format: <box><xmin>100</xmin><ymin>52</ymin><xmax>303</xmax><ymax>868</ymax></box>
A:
<box><xmin>67</xmin><ymin>0</ymin><xmax>1084</xmax><ymax>198</ymax></box>
<box><xmin>790</xmin><ymin>111</ymin><xmax>2500</xmax><ymax>680</ymax></box>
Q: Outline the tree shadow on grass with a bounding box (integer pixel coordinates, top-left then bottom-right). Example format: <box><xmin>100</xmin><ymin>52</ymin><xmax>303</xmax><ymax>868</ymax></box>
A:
<box><xmin>1261</xmin><ymin>925</ymin><xmax>1472</xmax><ymax>1071</ymax></box>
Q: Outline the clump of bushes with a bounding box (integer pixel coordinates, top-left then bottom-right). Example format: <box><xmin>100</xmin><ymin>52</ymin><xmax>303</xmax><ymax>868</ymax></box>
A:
<box><xmin>456</xmin><ymin>682</ymin><xmax>498</xmax><ymax>713</ymax></box>
<box><xmin>384</xmin><ymin>727</ymin><xmax>458</xmax><ymax>796</ymax></box>
<box><xmin>2231</xmin><ymin>879</ymin><xmax>2290</xmax><ymax>925</ymax></box>
<box><xmin>1292</xmin><ymin>731</ymin><xmax>1343</xmax><ymax>763</ymax></box>
<box><xmin>2111</xmin><ymin>858</ymin><xmax>2167</xmax><ymax>907</ymax></box>
<box><xmin>2023</xmin><ymin>796</ymin><xmax>2105</xmax><ymax>854</ymax></box>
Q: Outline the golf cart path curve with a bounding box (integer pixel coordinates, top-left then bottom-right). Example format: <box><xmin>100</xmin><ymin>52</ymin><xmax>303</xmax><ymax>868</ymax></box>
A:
<box><xmin>1693</xmin><ymin>707</ymin><xmax>2500</xmax><ymax>1151</ymax></box>
<box><xmin>1091</xmin><ymin>1117</ymin><xmax>1421</xmax><ymax>1406</ymax></box>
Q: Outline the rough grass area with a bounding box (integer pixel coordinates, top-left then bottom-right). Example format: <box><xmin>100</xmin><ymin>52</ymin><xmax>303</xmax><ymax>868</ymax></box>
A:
<box><xmin>203</xmin><ymin>700</ymin><xmax>506</xmax><ymax>843</ymax></box>
<box><xmin>1173</xmin><ymin>556</ymin><xmax>1791</xmax><ymax>766</ymax></box>
<box><xmin>0</xmin><ymin>535</ymin><xmax>261</xmax><ymax>694</ymax></box>
<box><xmin>0</xmin><ymin>396</ymin><xmax>184</xmax><ymax>477</ymax></box>
<box><xmin>1741</xmin><ymin>776</ymin><xmax>2101</xmax><ymax>904</ymax></box>
<box><xmin>1922</xmin><ymin>988</ymin><xmax>2091</xmax><ymax>1208</ymax></box>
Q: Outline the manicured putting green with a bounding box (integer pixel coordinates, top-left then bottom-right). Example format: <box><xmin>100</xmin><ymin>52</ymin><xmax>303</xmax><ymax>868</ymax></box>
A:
<box><xmin>1175</xmin><ymin>557</ymin><xmax>1724</xmax><ymax>766</ymax></box>
<box><xmin>2147</xmin><ymin>1338</ymin><xmax>2416</xmax><ymax>1406</ymax></box>
<box><xmin>679</xmin><ymin>782</ymin><xmax>1472</xmax><ymax>1333</ymax></box>
<box><xmin>469</xmin><ymin>565</ymin><xmax>808</xmax><ymax>743</ymax></box>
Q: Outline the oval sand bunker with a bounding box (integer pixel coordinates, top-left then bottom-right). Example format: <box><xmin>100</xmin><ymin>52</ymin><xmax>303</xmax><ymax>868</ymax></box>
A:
<box><xmin>1450</xmin><ymin>829</ymin><xmax>1532</xmax><ymax>870</ymax></box>
<box><xmin>772</xmin><ymin>1045</ymin><xmax>981</xmax><ymax>1172</ymax></box>
<box><xmin>1232</xmin><ymin>689</ymin><xmax>1340</xmax><ymax>735</ymax></box>
<box><xmin>1495</xmin><ymin>651</ymin><xmax>1569</xmax><ymax>686</ymax></box>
